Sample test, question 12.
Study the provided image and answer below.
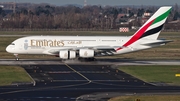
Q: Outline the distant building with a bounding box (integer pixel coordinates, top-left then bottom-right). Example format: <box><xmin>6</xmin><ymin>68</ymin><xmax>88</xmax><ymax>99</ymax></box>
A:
<box><xmin>0</xmin><ymin>5</ymin><xmax>4</xmax><ymax>8</ymax></box>
<box><xmin>117</xmin><ymin>14</ymin><xmax>126</xmax><ymax>18</ymax></box>
<box><xmin>116</xmin><ymin>14</ymin><xmax>127</xmax><ymax>24</ymax></box>
<box><xmin>143</xmin><ymin>12</ymin><xmax>151</xmax><ymax>17</ymax></box>
<box><xmin>141</xmin><ymin>12</ymin><xmax>152</xmax><ymax>24</ymax></box>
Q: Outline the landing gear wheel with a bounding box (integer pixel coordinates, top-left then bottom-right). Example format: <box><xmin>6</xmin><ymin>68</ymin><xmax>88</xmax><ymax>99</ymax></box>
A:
<box><xmin>14</xmin><ymin>54</ymin><xmax>19</xmax><ymax>61</ymax></box>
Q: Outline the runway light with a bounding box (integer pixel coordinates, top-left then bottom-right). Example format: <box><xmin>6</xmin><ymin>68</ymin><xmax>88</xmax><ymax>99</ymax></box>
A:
<box><xmin>175</xmin><ymin>74</ymin><xmax>180</xmax><ymax>77</ymax></box>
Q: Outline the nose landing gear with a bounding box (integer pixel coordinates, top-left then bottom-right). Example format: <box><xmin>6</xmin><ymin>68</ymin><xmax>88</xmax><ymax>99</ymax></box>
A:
<box><xmin>14</xmin><ymin>54</ymin><xmax>19</xmax><ymax>61</ymax></box>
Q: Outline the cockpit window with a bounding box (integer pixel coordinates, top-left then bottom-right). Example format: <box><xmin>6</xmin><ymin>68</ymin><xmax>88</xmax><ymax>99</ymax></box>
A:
<box><xmin>10</xmin><ymin>43</ymin><xmax>15</xmax><ymax>45</ymax></box>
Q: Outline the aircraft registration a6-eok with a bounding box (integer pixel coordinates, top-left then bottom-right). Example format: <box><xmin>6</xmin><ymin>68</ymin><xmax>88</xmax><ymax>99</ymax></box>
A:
<box><xmin>6</xmin><ymin>6</ymin><xmax>172</xmax><ymax>60</ymax></box>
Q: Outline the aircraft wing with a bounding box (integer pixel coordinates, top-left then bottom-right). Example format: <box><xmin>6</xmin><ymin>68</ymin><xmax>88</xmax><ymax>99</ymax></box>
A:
<box><xmin>42</xmin><ymin>46</ymin><xmax>122</xmax><ymax>55</ymax></box>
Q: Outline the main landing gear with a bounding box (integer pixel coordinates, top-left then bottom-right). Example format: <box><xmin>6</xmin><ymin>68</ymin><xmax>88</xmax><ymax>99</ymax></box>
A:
<box><xmin>14</xmin><ymin>54</ymin><xmax>19</xmax><ymax>61</ymax></box>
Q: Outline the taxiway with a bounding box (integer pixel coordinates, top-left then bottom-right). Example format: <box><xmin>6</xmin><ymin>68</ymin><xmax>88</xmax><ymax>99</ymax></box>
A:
<box><xmin>0</xmin><ymin>59</ymin><xmax>180</xmax><ymax>101</ymax></box>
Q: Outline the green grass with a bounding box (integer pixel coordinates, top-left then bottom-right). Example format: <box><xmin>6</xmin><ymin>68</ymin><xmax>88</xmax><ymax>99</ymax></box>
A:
<box><xmin>109</xmin><ymin>95</ymin><xmax>180</xmax><ymax>101</ymax></box>
<box><xmin>0</xmin><ymin>66</ymin><xmax>32</xmax><ymax>86</ymax></box>
<box><xmin>118</xmin><ymin>65</ymin><xmax>180</xmax><ymax>86</ymax></box>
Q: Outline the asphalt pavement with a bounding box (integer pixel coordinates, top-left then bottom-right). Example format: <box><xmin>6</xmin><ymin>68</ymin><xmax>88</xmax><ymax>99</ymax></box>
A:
<box><xmin>0</xmin><ymin>61</ymin><xmax>180</xmax><ymax>101</ymax></box>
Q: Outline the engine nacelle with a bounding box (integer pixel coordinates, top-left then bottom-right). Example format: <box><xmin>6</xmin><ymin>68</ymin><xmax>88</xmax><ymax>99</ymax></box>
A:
<box><xmin>79</xmin><ymin>49</ymin><xmax>94</xmax><ymax>58</ymax></box>
<box><xmin>59</xmin><ymin>50</ymin><xmax>76</xmax><ymax>59</ymax></box>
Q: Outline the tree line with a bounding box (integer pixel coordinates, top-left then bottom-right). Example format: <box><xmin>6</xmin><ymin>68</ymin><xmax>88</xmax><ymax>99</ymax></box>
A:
<box><xmin>0</xmin><ymin>4</ymin><xmax>180</xmax><ymax>29</ymax></box>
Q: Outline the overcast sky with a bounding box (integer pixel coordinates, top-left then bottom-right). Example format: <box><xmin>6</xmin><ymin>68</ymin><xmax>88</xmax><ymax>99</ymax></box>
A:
<box><xmin>1</xmin><ymin>0</ymin><xmax>180</xmax><ymax>6</ymax></box>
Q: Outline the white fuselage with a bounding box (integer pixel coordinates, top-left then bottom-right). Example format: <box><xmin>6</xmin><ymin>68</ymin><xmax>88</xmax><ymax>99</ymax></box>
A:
<box><xmin>6</xmin><ymin>36</ymin><xmax>157</xmax><ymax>57</ymax></box>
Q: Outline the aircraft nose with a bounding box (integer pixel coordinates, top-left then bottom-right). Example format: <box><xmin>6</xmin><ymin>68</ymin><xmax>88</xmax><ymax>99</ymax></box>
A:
<box><xmin>6</xmin><ymin>45</ymin><xmax>13</xmax><ymax>53</ymax></box>
<box><xmin>6</xmin><ymin>45</ymin><xmax>10</xmax><ymax>53</ymax></box>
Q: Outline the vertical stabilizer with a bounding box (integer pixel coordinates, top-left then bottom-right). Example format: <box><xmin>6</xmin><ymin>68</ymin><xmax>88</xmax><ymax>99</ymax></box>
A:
<box><xmin>132</xmin><ymin>6</ymin><xmax>172</xmax><ymax>40</ymax></box>
<box><xmin>116</xmin><ymin>6</ymin><xmax>171</xmax><ymax>51</ymax></box>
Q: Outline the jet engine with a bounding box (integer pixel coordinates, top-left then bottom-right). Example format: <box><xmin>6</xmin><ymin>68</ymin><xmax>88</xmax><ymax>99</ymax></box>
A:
<box><xmin>79</xmin><ymin>49</ymin><xmax>94</xmax><ymax>58</ymax></box>
<box><xmin>59</xmin><ymin>50</ymin><xmax>76</xmax><ymax>59</ymax></box>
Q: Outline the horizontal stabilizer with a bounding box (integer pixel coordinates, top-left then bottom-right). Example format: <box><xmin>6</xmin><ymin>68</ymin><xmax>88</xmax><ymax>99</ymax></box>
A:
<box><xmin>141</xmin><ymin>40</ymin><xmax>172</xmax><ymax>46</ymax></box>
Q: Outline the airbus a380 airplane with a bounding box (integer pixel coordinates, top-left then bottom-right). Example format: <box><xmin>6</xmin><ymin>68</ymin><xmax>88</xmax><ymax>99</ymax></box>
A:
<box><xmin>6</xmin><ymin>6</ymin><xmax>172</xmax><ymax>60</ymax></box>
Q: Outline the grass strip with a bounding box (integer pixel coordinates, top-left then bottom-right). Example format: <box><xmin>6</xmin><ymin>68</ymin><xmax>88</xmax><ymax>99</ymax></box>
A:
<box><xmin>0</xmin><ymin>66</ymin><xmax>32</xmax><ymax>86</ymax></box>
<box><xmin>118</xmin><ymin>65</ymin><xmax>180</xmax><ymax>86</ymax></box>
<box><xmin>109</xmin><ymin>95</ymin><xmax>180</xmax><ymax>101</ymax></box>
